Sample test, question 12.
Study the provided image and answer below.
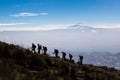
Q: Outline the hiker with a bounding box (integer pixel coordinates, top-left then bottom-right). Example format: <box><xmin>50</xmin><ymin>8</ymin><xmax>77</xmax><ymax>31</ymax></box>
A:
<box><xmin>53</xmin><ymin>49</ymin><xmax>59</xmax><ymax>57</ymax></box>
<box><xmin>62</xmin><ymin>52</ymin><xmax>66</xmax><ymax>60</ymax></box>
<box><xmin>79</xmin><ymin>55</ymin><xmax>84</xmax><ymax>65</ymax></box>
<box><xmin>69</xmin><ymin>54</ymin><xmax>73</xmax><ymax>61</ymax></box>
<box><xmin>43</xmin><ymin>46</ymin><xmax>47</xmax><ymax>54</ymax></box>
<box><xmin>31</xmin><ymin>43</ymin><xmax>36</xmax><ymax>53</ymax></box>
<box><xmin>37</xmin><ymin>44</ymin><xmax>42</xmax><ymax>54</ymax></box>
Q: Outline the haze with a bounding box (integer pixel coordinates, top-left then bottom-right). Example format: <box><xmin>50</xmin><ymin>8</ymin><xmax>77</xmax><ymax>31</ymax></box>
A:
<box><xmin>1</xmin><ymin>26</ymin><xmax>120</xmax><ymax>54</ymax></box>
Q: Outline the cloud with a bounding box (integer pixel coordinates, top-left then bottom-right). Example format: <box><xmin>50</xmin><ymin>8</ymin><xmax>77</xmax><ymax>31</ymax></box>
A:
<box><xmin>89</xmin><ymin>24</ymin><xmax>120</xmax><ymax>28</ymax></box>
<box><xmin>1</xmin><ymin>23</ymin><xmax>120</xmax><ymax>32</ymax></box>
<box><xmin>0</xmin><ymin>23</ymin><xmax>26</xmax><ymax>27</ymax></box>
<box><xmin>0</xmin><ymin>24</ymin><xmax>71</xmax><ymax>31</ymax></box>
<box><xmin>0</xmin><ymin>24</ymin><xmax>98</xmax><ymax>32</ymax></box>
<box><xmin>10</xmin><ymin>12</ymin><xmax>48</xmax><ymax>17</ymax></box>
<box><xmin>10</xmin><ymin>13</ymin><xmax>39</xmax><ymax>17</ymax></box>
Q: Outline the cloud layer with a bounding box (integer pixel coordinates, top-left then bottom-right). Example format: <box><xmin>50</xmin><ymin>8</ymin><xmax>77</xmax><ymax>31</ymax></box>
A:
<box><xmin>10</xmin><ymin>12</ymin><xmax>48</xmax><ymax>17</ymax></box>
<box><xmin>0</xmin><ymin>24</ymin><xmax>69</xmax><ymax>31</ymax></box>
<box><xmin>1</xmin><ymin>23</ymin><xmax>120</xmax><ymax>31</ymax></box>
<box><xmin>0</xmin><ymin>23</ymin><xmax>26</xmax><ymax>27</ymax></box>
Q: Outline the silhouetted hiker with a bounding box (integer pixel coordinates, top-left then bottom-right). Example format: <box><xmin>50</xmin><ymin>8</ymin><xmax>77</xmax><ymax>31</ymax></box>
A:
<box><xmin>69</xmin><ymin>54</ymin><xmax>73</xmax><ymax>61</ymax></box>
<box><xmin>53</xmin><ymin>49</ymin><xmax>59</xmax><ymax>57</ymax></box>
<box><xmin>42</xmin><ymin>46</ymin><xmax>45</xmax><ymax>53</ymax></box>
<box><xmin>37</xmin><ymin>44</ymin><xmax>42</xmax><ymax>54</ymax></box>
<box><xmin>62</xmin><ymin>52</ymin><xmax>66</xmax><ymax>60</ymax></box>
<box><xmin>31</xmin><ymin>43</ymin><xmax>36</xmax><ymax>53</ymax></box>
<box><xmin>79</xmin><ymin>55</ymin><xmax>84</xmax><ymax>65</ymax></box>
<box><xmin>43</xmin><ymin>46</ymin><xmax>47</xmax><ymax>54</ymax></box>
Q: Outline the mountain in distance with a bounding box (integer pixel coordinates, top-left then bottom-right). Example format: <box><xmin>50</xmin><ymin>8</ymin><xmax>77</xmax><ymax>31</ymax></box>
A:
<box><xmin>49</xmin><ymin>24</ymin><xmax>120</xmax><ymax>34</ymax></box>
<box><xmin>50</xmin><ymin>24</ymin><xmax>102</xmax><ymax>33</ymax></box>
<box><xmin>68</xmin><ymin>24</ymin><xmax>99</xmax><ymax>31</ymax></box>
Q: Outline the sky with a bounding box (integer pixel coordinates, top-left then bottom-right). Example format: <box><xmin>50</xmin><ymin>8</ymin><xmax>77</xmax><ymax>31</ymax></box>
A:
<box><xmin>0</xmin><ymin>0</ymin><xmax>120</xmax><ymax>31</ymax></box>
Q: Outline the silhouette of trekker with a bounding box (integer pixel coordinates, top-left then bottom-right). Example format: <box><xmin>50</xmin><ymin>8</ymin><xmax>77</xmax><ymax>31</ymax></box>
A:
<box><xmin>79</xmin><ymin>55</ymin><xmax>84</xmax><ymax>65</ymax></box>
<box><xmin>69</xmin><ymin>54</ymin><xmax>73</xmax><ymax>61</ymax></box>
<box><xmin>43</xmin><ymin>46</ymin><xmax>47</xmax><ymax>54</ymax></box>
<box><xmin>37</xmin><ymin>44</ymin><xmax>42</xmax><ymax>54</ymax></box>
<box><xmin>32</xmin><ymin>43</ymin><xmax>36</xmax><ymax>53</ymax></box>
<box><xmin>62</xmin><ymin>52</ymin><xmax>66</xmax><ymax>60</ymax></box>
<box><xmin>53</xmin><ymin>49</ymin><xmax>59</xmax><ymax>57</ymax></box>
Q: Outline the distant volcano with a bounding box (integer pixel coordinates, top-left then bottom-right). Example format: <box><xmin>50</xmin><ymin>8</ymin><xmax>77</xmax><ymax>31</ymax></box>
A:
<box><xmin>67</xmin><ymin>24</ymin><xmax>100</xmax><ymax>32</ymax></box>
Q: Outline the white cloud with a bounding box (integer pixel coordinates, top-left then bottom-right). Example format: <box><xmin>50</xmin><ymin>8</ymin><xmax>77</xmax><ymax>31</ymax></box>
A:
<box><xmin>0</xmin><ymin>23</ymin><xmax>26</xmax><ymax>27</ymax></box>
<box><xmin>0</xmin><ymin>24</ymin><xmax>71</xmax><ymax>31</ymax></box>
<box><xmin>89</xmin><ymin>24</ymin><xmax>120</xmax><ymax>28</ymax></box>
<box><xmin>10</xmin><ymin>13</ymin><xmax>39</xmax><ymax>17</ymax></box>
<box><xmin>1</xmin><ymin>23</ymin><xmax>120</xmax><ymax>31</ymax></box>
<box><xmin>10</xmin><ymin>12</ymin><xmax>48</xmax><ymax>17</ymax></box>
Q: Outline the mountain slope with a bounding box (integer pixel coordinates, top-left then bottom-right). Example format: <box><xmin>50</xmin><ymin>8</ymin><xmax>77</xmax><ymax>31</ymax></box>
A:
<box><xmin>0</xmin><ymin>41</ymin><xmax>120</xmax><ymax>80</ymax></box>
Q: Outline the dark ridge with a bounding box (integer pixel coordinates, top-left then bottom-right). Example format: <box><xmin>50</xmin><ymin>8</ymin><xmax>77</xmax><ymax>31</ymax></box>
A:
<box><xmin>0</xmin><ymin>41</ymin><xmax>120</xmax><ymax>80</ymax></box>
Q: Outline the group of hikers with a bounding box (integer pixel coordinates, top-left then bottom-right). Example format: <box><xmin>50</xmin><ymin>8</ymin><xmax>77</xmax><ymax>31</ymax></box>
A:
<box><xmin>31</xmin><ymin>43</ymin><xmax>84</xmax><ymax>65</ymax></box>
<box><xmin>32</xmin><ymin>43</ymin><xmax>47</xmax><ymax>54</ymax></box>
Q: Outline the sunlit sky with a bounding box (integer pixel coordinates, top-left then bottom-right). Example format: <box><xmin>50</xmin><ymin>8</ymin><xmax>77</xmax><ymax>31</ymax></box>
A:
<box><xmin>0</xmin><ymin>0</ymin><xmax>120</xmax><ymax>31</ymax></box>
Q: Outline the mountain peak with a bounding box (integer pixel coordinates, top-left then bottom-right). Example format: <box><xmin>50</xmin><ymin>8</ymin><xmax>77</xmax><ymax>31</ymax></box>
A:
<box><xmin>69</xmin><ymin>24</ymin><xmax>94</xmax><ymax>29</ymax></box>
<box><xmin>67</xmin><ymin>24</ymin><xmax>98</xmax><ymax>32</ymax></box>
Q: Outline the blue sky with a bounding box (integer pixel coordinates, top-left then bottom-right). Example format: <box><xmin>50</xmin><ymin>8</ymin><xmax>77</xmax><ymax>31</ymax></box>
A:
<box><xmin>0</xmin><ymin>0</ymin><xmax>120</xmax><ymax>31</ymax></box>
